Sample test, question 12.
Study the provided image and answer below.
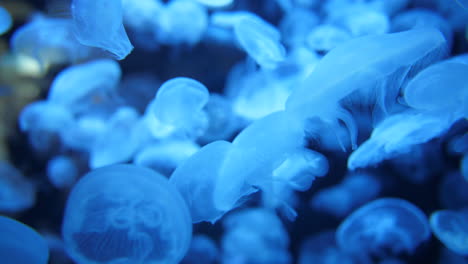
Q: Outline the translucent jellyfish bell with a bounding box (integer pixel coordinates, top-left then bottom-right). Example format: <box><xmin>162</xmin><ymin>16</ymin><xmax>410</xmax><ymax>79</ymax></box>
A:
<box><xmin>336</xmin><ymin>198</ymin><xmax>430</xmax><ymax>257</ymax></box>
<box><xmin>234</xmin><ymin>13</ymin><xmax>286</xmax><ymax>68</ymax></box>
<box><xmin>62</xmin><ymin>164</ymin><xmax>192</xmax><ymax>264</ymax></box>
<box><xmin>0</xmin><ymin>6</ymin><xmax>12</xmax><ymax>35</ymax></box>
<box><xmin>0</xmin><ymin>216</ymin><xmax>49</xmax><ymax>264</ymax></box>
<box><xmin>430</xmin><ymin>209</ymin><xmax>468</xmax><ymax>255</ymax></box>
<box><xmin>299</xmin><ymin>230</ymin><xmax>355</xmax><ymax>264</ymax></box>
<box><xmin>150</xmin><ymin>77</ymin><xmax>209</xmax><ymax>138</ymax></box>
<box><xmin>181</xmin><ymin>235</ymin><xmax>219</xmax><ymax>264</ymax></box>
<box><xmin>71</xmin><ymin>0</ymin><xmax>133</xmax><ymax>59</ymax></box>
<box><xmin>48</xmin><ymin>59</ymin><xmax>121</xmax><ymax>114</ymax></box>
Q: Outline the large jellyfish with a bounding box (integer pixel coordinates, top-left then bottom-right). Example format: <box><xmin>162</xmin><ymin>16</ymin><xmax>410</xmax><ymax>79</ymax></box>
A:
<box><xmin>336</xmin><ymin>198</ymin><xmax>430</xmax><ymax>258</ymax></box>
<box><xmin>430</xmin><ymin>209</ymin><xmax>468</xmax><ymax>255</ymax></box>
<box><xmin>62</xmin><ymin>164</ymin><xmax>192</xmax><ymax>264</ymax></box>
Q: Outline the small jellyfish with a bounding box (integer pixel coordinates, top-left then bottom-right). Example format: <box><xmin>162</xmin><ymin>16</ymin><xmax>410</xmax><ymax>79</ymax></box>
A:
<box><xmin>0</xmin><ymin>161</ymin><xmax>36</xmax><ymax>213</ymax></box>
<box><xmin>199</xmin><ymin>94</ymin><xmax>239</xmax><ymax>143</ymax></box>
<box><xmin>10</xmin><ymin>15</ymin><xmax>95</xmax><ymax>68</ymax></box>
<box><xmin>299</xmin><ymin>230</ymin><xmax>356</xmax><ymax>264</ymax></box>
<box><xmin>330</xmin><ymin>4</ymin><xmax>390</xmax><ymax>36</ymax></box>
<box><xmin>279</xmin><ymin>8</ymin><xmax>319</xmax><ymax>48</ymax></box>
<box><xmin>311</xmin><ymin>172</ymin><xmax>381</xmax><ymax>218</ymax></box>
<box><xmin>336</xmin><ymin>198</ymin><xmax>430</xmax><ymax>257</ymax></box>
<box><xmin>181</xmin><ymin>235</ymin><xmax>219</xmax><ymax>264</ymax></box>
<box><xmin>348</xmin><ymin>110</ymin><xmax>455</xmax><ymax>170</ymax></box>
<box><xmin>0</xmin><ymin>6</ymin><xmax>12</xmax><ymax>35</ymax></box>
<box><xmin>221</xmin><ymin>208</ymin><xmax>291</xmax><ymax>264</ymax></box>
<box><xmin>0</xmin><ymin>216</ymin><xmax>49</xmax><ymax>264</ymax></box>
<box><xmin>19</xmin><ymin>100</ymin><xmax>74</xmax><ymax>135</ymax></box>
<box><xmin>61</xmin><ymin>115</ymin><xmax>107</xmax><ymax>152</ymax></box>
<box><xmin>234</xmin><ymin>13</ymin><xmax>286</xmax><ymax>68</ymax></box>
<box><xmin>148</xmin><ymin>77</ymin><xmax>209</xmax><ymax>138</ymax></box>
<box><xmin>156</xmin><ymin>0</ymin><xmax>208</xmax><ymax>46</ymax></box>
<box><xmin>71</xmin><ymin>0</ymin><xmax>133</xmax><ymax>59</ymax></box>
<box><xmin>47</xmin><ymin>156</ymin><xmax>79</xmax><ymax>189</ymax></box>
<box><xmin>430</xmin><ymin>209</ymin><xmax>468</xmax><ymax>255</ymax></box>
<box><xmin>62</xmin><ymin>164</ymin><xmax>192</xmax><ymax>264</ymax></box>
<box><xmin>48</xmin><ymin>59</ymin><xmax>121</xmax><ymax>114</ymax></box>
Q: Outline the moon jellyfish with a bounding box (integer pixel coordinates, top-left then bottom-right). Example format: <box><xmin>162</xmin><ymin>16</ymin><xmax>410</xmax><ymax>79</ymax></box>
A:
<box><xmin>0</xmin><ymin>216</ymin><xmax>49</xmax><ymax>264</ymax></box>
<box><xmin>48</xmin><ymin>59</ymin><xmax>121</xmax><ymax>114</ymax></box>
<box><xmin>348</xmin><ymin>110</ymin><xmax>456</xmax><ymax>170</ymax></box>
<box><xmin>311</xmin><ymin>172</ymin><xmax>381</xmax><ymax>218</ymax></box>
<box><xmin>62</xmin><ymin>164</ymin><xmax>192</xmax><ymax>264</ymax></box>
<box><xmin>336</xmin><ymin>198</ymin><xmax>430</xmax><ymax>257</ymax></box>
<box><xmin>0</xmin><ymin>6</ymin><xmax>12</xmax><ymax>35</ymax></box>
<box><xmin>195</xmin><ymin>0</ymin><xmax>233</xmax><ymax>8</ymax></box>
<box><xmin>403</xmin><ymin>61</ymin><xmax>468</xmax><ymax>115</ymax></box>
<box><xmin>221</xmin><ymin>208</ymin><xmax>291</xmax><ymax>264</ymax></box>
<box><xmin>0</xmin><ymin>161</ymin><xmax>36</xmax><ymax>213</ymax></box>
<box><xmin>430</xmin><ymin>209</ymin><xmax>468</xmax><ymax>255</ymax></box>
<box><xmin>306</xmin><ymin>24</ymin><xmax>352</xmax><ymax>52</ymax></box>
<box><xmin>148</xmin><ymin>77</ymin><xmax>209</xmax><ymax>138</ymax></box>
<box><xmin>234</xmin><ymin>13</ymin><xmax>286</xmax><ymax>68</ymax></box>
<box><xmin>47</xmin><ymin>155</ymin><xmax>79</xmax><ymax>189</ymax></box>
<box><xmin>71</xmin><ymin>0</ymin><xmax>133</xmax><ymax>59</ymax></box>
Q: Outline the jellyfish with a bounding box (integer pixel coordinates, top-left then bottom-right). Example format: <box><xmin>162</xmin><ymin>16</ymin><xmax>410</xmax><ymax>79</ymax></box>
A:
<box><xmin>48</xmin><ymin>59</ymin><xmax>122</xmax><ymax>115</ymax></box>
<box><xmin>430</xmin><ymin>208</ymin><xmax>468</xmax><ymax>255</ymax></box>
<box><xmin>311</xmin><ymin>172</ymin><xmax>381</xmax><ymax>218</ymax></box>
<box><xmin>0</xmin><ymin>6</ymin><xmax>12</xmax><ymax>35</ymax></box>
<box><xmin>181</xmin><ymin>235</ymin><xmax>219</xmax><ymax>264</ymax></box>
<box><xmin>10</xmin><ymin>15</ymin><xmax>95</xmax><ymax>68</ymax></box>
<box><xmin>71</xmin><ymin>0</ymin><xmax>133</xmax><ymax>59</ymax></box>
<box><xmin>279</xmin><ymin>8</ymin><xmax>319</xmax><ymax>48</ymax></box>
<box><xmin>402</xmin><ymin>61</ymin><xmax>468</xmax><ymax>115</ymax></box>
<box><xmin>47</xmin><ymin>155</ymin><xmax>79</xmax><ymax>189</ymax></box>
<box><xmin>336</xmin><ymin>198</ymin><xmax>430</xmax><ymax>257</ymax></box>
<box><xmin>234</xmin><ymin>13</ymin><xmax>286</xmax><ymax>68</ymax></box>
<box><xmin>0</xmin><ymin>216</ymin><xmax>49</xmax><ymax>264</ymax></box>
<box><xmin>147</xmin><ymin>77</ymin><xmax>209</xmax><ymax>139</ymax></box>
<box><xmin>221</xmin><ymin>208</ymin><xmax>291</xmax><ymax>264</ymax></box>
<box><xmin>155</xmin><ymin>0</ymin><xmax>208</xmax><ymax>46</ymax></box>
<box><xmin>0</xmin><ymin>161</ymin><xmax>36</xmax><ymax>213</ymax></box>
<box><xmin>286</xmin><ymin>28</ymin><xmax>447</xmax><ymax>138</ymax></box>
<box><xmin>299</xmin><ymin>230</ymin><xmax>356</xmax><ymax>264</ymax></box>
<box><xmin>62</xmin><ymin>164</ymin><xmax>192</xmax><ymax>264</ymax></box>
<box><xmin>348</xmin><ymin>110</ymin><xmax>456</xmax><ymax>170</ymax></box>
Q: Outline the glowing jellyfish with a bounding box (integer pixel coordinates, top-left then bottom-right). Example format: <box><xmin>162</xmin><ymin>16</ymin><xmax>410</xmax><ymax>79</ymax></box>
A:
<box><xmin>0</xmin><ymin>216</ymin><xmax>49</xmax><ymax>264</ymax></box>
<box><xmin>181</xmin><ymin>235</ymin><xmax>219</xmax><ymax>264</ymax></box>
<box><xmin>234</xmin><ymin>13</ymin><xmax>286</xmax><ymax>68</ymax></box>
<box><xmin>62</xmin><ymin>164</ymin><xmax>192</xmax><ymax>264</ymax></box>
<box><xmin>299</xmin><ymin>230</ymin><xmax>355</xmax><ymax>264</ymax></box>
<box><xmin>0</xmin><ymin>6</ymin><xmax>12</xmax><ymax>35</ymax></box>
<box><xmin>71</xmin><ymin>0</ymin><xmax>133</xmax><ymax>59</ymax></box>
<box><xmin>47</xmin><ymin>155</ymin><xmax>79</xmax><ymax>189</ymax></box>
<box><xmin>430</xmin><ymin>209</ymin><xmax>468</xmax><ymax>255</ymax></box>
<box><xmin>336</xmin><ymin>198</ymin><xmax>430</xmax><ymax>257</ymax></box>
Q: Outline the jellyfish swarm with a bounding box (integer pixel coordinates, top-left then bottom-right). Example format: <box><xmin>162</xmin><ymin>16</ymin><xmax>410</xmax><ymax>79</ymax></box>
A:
<box><xmin>62</xmin><ymin>164</ymin><xmax>192</xmax><ymax>264</ymax></box>
<box><xmin>336</xmin><ymin>198</ymin><xmax>430</xmax><ymax>259</ymax></box>
<box><xmin>430</xmin><ymin>209</ymin><xmax>468</xmax><ymax>255</ymax></box>
<box><xmin>0</xmin><ymin>216</ymin><xmax>49</xmax><ymax>264</ymax></box>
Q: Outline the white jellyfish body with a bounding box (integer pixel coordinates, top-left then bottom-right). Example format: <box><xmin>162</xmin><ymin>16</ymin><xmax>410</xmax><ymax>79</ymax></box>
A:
<box><xmin>62</xmin><ymin>164</ymin><xmax>192</xmax><ymax>264</ymax></box>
